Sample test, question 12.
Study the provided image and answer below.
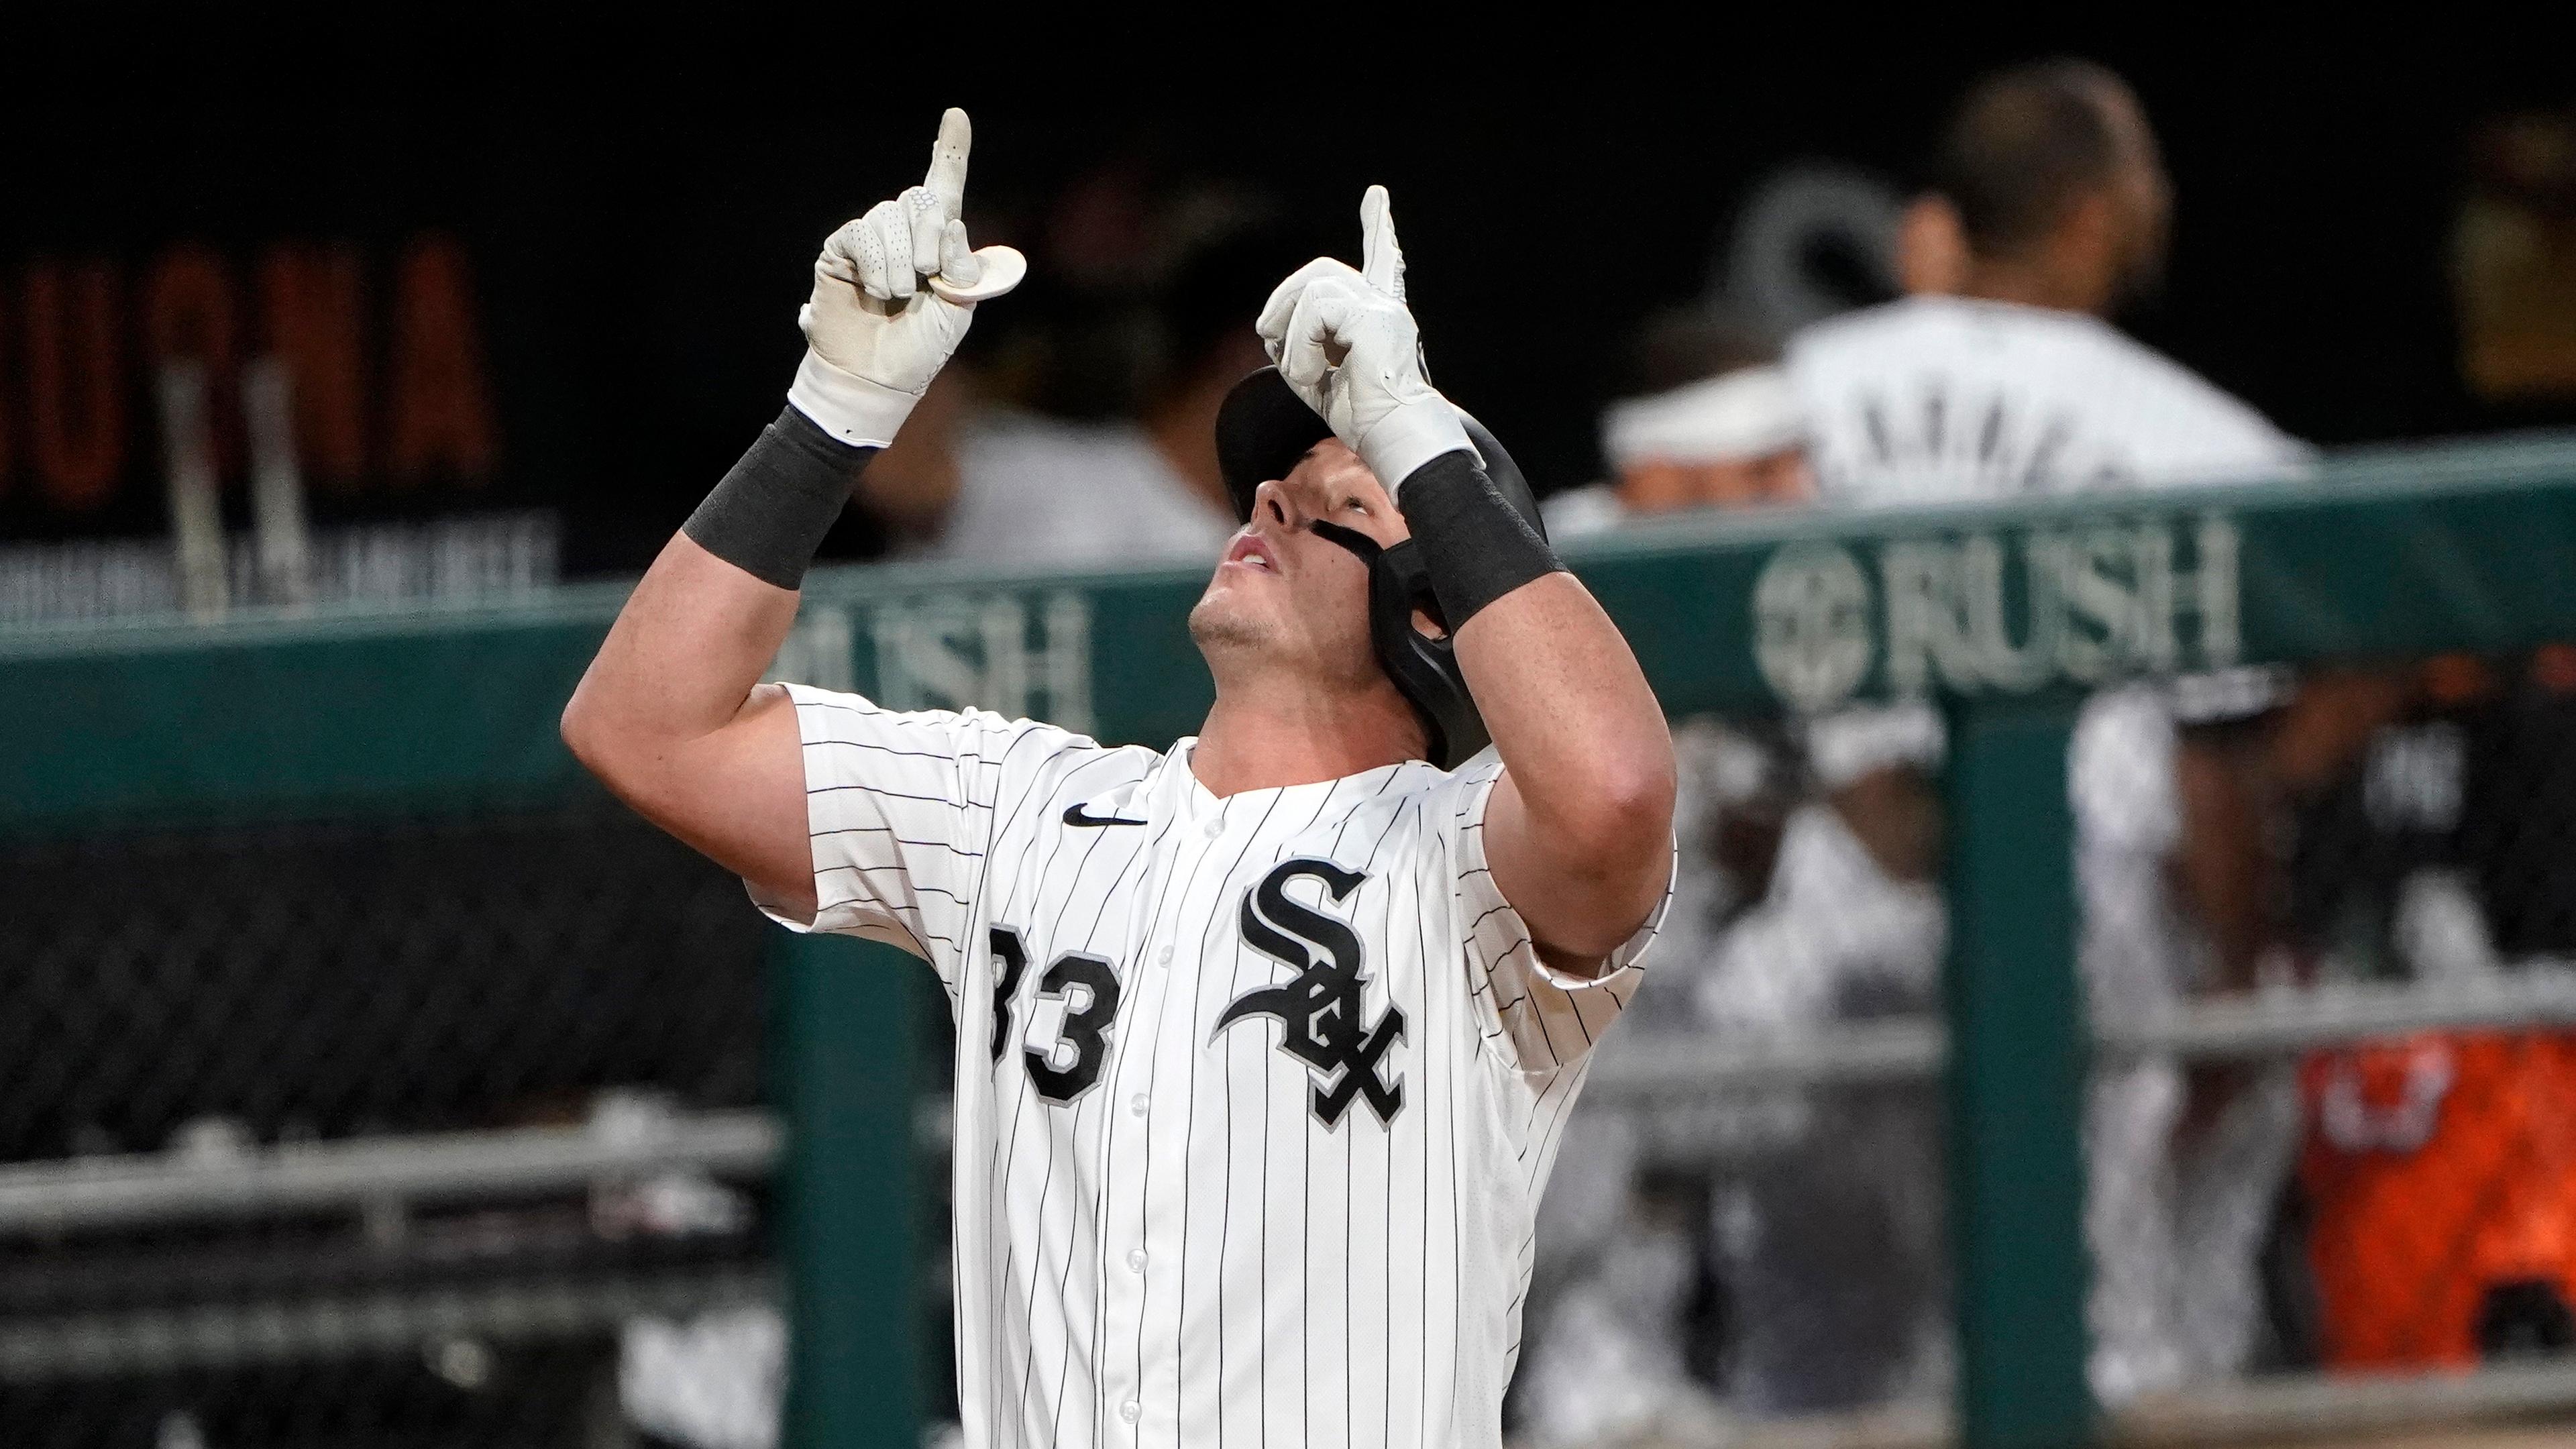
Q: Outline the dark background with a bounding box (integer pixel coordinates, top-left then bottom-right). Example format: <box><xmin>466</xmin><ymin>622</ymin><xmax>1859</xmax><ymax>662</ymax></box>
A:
<box><xmin>3</xmin><ymin>20</ymin><xmax>2571</xmax><ymax>574</ymax></box>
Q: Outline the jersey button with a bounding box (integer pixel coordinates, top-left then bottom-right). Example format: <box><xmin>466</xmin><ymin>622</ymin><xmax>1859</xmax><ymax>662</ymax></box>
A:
<box><xmin>1120</xmin><ymin>1401</ymin><xmax>1141</xmax><ymax>1424</ymax></box>
<box><xmin>1126</xmin><ymin>1248</ymin><xmax>1148</xmax><ymax>1273</ymax></box>
<box><xmin>1201</xmin><ymin>817</ymin><xmax>1224</xmax><ymax>840</ymax></box>
<box><xmin>1128</xmin><ymin>1093</ymin><xmax>1148</xmax><ymax>1117</ymax></box>
<box><xmin>1157</xmin><ymin>945</ymin><xmax>1174</xmax><ymax>966</ymax></box>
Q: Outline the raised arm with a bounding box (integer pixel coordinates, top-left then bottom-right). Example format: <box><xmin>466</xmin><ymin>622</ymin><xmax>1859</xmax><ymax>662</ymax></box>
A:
<box><xmin>1259</xmin><ymin>189</ymin><xmax>1676</xmax><ymax>968</ymax></box>
<box><xmin>561</xmin><ymin>109</ymin><xmax>1016</xmax><ymax>922</ymax></box>
<box><xmin>1452</xmin><ymin>574</ymin><xmax>1674</xmax><ymax>965</ymax></box>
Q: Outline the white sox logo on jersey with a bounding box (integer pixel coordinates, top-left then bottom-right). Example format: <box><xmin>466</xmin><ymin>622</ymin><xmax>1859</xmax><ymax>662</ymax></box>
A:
<box><xmin>1214</xmin><ymin>857</ymin><xmax>1407</xmax><ymax>1128</ymax></box>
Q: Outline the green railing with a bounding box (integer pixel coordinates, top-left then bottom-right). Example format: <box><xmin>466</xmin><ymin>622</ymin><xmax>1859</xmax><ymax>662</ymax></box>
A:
<box><xmin>7</xmin><ymin>433</ymin><xmax>2576</xmax><ymax>1448</ymax></box>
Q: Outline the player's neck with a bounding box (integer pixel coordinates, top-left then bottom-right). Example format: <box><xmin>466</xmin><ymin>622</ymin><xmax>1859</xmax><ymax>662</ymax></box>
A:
<box><xmin>1957</xmin><ymin>254</ymin><xmax>2112</xmax><ymax>317</ymax></box>
<box><xmin>1190</xmin><ymin>684</ymin><xmax>1426</xmax><ymax>796</ymax></box>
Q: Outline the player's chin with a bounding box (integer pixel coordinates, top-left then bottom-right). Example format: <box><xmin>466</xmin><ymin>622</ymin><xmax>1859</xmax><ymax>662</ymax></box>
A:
<box><xmin>1187</xmin><ymin>584</ymin><xmax>1273</xmax><ymax>653</ymax></box>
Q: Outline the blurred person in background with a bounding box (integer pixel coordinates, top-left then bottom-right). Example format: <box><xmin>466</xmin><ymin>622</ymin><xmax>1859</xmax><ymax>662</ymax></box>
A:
<box><xmin>2284</xmin><ymin>119</ymin><xmax>2576</xmax><ymax>1372</ymax></box>
<box><xmin>855</xmin><ymin>212</ymin><xmax>1297</xmax><ymax>570</ymax></box>
<box><xmin>1516</xmin><ymin>312</ymin><xmax>1813</xmax><ymax>1443</ymax></box>
<box><xmin>1522</xmin><ymin>314</ymin><xmax>1949</xmax><ymax>1428</ymax></box>
<box><xmin>1683</xmin><ymin>703</ymin><xmax>1953</xmax><ymax>1417</ymax></box>
<box><xmin>1784</xmin><ymin>58</ymin><xmax>2316</xmax><ymax>1400</ymax></box>
<box><xmin>2277</xmin><ymin>650</ymin><xmax>2576</xmax><ymax>1371</ymax></box>
<box><xmin>1790</xmin><ymin>58</ymin><xmax>2308</xmax><ymax>499</ymax></box>
<box><xmin>1542</xmin><ymin>310</ymin><xmax>1809</xmax><ymax>540</ymax></box>
<box><xmin>1518</xmin><ymin>303</ymin><xmax>1968</xmax><ymax>1429</ymax></box>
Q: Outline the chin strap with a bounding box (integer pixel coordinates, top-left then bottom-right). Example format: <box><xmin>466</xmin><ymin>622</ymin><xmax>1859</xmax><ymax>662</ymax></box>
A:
<box><xmin>1305</xmin><ymin>518</ymin><xmax>1487</xmax><ymax>767</ymax></box>
<box><xmin>1306</xmin><ymin>518</ymin><xmax>1382</xmax><ymax>564</ymax></box>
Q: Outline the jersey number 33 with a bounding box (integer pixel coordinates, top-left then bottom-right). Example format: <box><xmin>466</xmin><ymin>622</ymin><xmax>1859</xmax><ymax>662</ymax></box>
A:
<box><xmin>984</xmin><ymin>859</ymin><xmax>1406</xmax><ymax>1126</ymax></box>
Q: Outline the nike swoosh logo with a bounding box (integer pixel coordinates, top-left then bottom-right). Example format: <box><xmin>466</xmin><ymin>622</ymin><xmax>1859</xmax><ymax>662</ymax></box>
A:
<box><xmin>1063</xmin><ymin>804</ymin><xmax>1148</xmax><ymax>828</ymax></box>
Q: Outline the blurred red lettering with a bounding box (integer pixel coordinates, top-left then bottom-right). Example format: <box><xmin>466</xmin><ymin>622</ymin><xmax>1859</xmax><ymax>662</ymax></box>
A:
<box><xmin>386</xmin><ymin>235</ymin><xmax>495</xmax><ymax>487</ymax></box>
<box><xmin>23</xmin><ymin>262</ymin><xmax>123</xmax><ymax>510</ymax></box>
<box><xmin>260</xmin><ymin>244</ymin><xmax>368</xmax><ymax>490</ymax></box>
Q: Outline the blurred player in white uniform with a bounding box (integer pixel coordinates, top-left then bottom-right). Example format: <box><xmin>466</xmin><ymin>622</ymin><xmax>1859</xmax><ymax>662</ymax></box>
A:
<box><xmin>1789</xmin><ymin>60</ymin><xmax>2305</xmax><ymax>501</ymax></box>
<box><xmin>1517</xmin><ymin>317</ymin><xmax>1812</xmax><ymax>1442</ymax></box>
<box><xmin>1542</xmin><ymin>311</ymin><xmax>1811</xmax><ymax>542</ymax></box>
<box><xmin>1519</xmin><ymin>315</ymin><xmax>1952</xmax><ymax>1430</ymax></box>
<box><xmin>1784</xmin><ymin>60</ymin><xmax>2313</xmax><ymax>1399</ymax></box>
<box><xmin>562</xmin><ymin>111</ymin><xmax>1676</xmax><ymax>1448</ymax></box>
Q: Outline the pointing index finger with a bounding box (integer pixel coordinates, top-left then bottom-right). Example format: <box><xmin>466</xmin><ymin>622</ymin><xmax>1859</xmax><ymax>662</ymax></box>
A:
<box><xmin>1358</xmin><ymin>184</ymin><xmax>1404</xmax><ymax>300</ymax></box>
<box><xmin>924</xmin><ymin>107</ymin><xmax>972</xmax><ymax>217</ymax></box>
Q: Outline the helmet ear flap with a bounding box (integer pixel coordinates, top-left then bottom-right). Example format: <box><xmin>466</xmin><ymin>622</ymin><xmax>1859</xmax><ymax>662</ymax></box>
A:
<box><xmin>1368</xmin><ymin>539</ymin><xmax>1487</xmax><ymax>768</ymax></box>
<box><xmin>1312</xmin><ymin>519</ymin><xmax>1485</xmax><ymax>769</ymax></box>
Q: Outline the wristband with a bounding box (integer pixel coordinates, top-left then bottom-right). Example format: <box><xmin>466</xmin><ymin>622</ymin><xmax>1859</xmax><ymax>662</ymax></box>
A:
<box><xmin>1393</xmin><ymin>449</ymin><xmax>1564</xmax><ymax>627</ymax></box>
<box><xmin>682</xmin><ymin>407</ymin><xmax>877</xmax><ymax>589</ymax></box>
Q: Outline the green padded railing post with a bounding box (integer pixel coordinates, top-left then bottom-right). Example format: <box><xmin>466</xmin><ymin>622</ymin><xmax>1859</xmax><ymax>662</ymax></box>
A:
<box><xmin>1944</xmin><ymin>695</ymin><xmax>2092</xmax><ymax>1448</ymax></box>
<box><xmin>777</xmin><ymin>930</ymin><xmax>922</xmax><ymax>1448</ymax></box>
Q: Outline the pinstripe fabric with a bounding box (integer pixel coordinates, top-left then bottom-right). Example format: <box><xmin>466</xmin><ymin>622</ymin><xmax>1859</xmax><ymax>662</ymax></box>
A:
<box><xmin>757</xmin><ymin>684</ymin><xmax>1672</xmax><ymax>1447</ymax></box>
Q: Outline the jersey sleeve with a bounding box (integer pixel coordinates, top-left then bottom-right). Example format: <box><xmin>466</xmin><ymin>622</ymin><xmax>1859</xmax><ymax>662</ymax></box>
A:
<box><xmin>1436</xmin><ymin>753</ymin><xmax>1676</xmax><ymax>1081</ymax></box>
<box><xmin>753</xmin><ymin>682</ymin><xmax>1083</xmax><ymax>989</ymax></box>
<box><xmin>2133</xmin><ymin>367</ymin><xmax>2316</xmax><ymax>486</ymax></box>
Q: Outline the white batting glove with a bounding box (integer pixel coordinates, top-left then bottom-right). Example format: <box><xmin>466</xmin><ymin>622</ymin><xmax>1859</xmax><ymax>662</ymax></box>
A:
<box><xmin>790</xmin><ymin>108</ymin><xmax>1015</xmax><ymax>447</ymax></box>
<box><xmin>1253</xmin><ymin>186</ymin><xmax>1471</xmax><ymax>492</ymax></box>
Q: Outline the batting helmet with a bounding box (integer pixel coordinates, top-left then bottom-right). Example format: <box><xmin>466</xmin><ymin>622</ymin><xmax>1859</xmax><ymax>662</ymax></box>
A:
<box><xmin>1213</xmin><ymin>366</ymin><xmax>1546</xmax><ymax>769</ymax></box>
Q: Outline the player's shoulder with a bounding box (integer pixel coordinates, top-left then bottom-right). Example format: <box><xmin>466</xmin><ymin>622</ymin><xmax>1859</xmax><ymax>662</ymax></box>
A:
<box><xmin>2016</xmin><ymin>317</ymin><xmax>2310</xmax><ymax>476</ymax></box>
<box><xmin>972</xmin><ymin>711</ymin><xmax>1156</xmax><ymax>790</ymax></box>
<box><xmin>780</xmin><ymin>682</ymin><xmax>1138</xmax><ymax>774</ymax></box>
<box><xmin>1786</xmin><ymin>294</ymin><xmax>1951</xmax><ymax>360</ymax></box>
<box><xmin>1788</xmin><ymin>295</ymin><xmax>2305</xmax><ymax>474</ymax></box>
<box><xmin>1792</xmin><ymin>297</ymin><xmax>2239</xmax><ymax>407</ymax></box>
<box><xmin>1261</xmin><ymin>753</ymin><xmax>1498</xmax><ymax>859</ymax></box>
<box><xmin>1391</xmin><ymin>748</ymin><xmax>1507</xmax><ymax>828</ymax></box>
<box><xmin>1790</xmin><ymin>294</ymin><xmax>2117</xmax><ymax>370</ymax></box>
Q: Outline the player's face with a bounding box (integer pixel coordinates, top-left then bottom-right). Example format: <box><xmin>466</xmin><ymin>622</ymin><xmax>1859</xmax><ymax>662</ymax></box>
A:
<box><xmin>1188</xmin><ymin>440</ymin><xmax>1404</xmax><ymax>692</ymax></box>
<box><xmin>1617</xmin><ymin>447</ymin><xmax>1814</xmax><ymax>514</ymax></box>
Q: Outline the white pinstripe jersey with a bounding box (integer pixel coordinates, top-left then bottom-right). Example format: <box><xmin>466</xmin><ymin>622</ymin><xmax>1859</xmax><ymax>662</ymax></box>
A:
<box><xmin>757</xmin><ymin>684</ymin><xmax>1671</xmax><ymax>1448</ymax></box>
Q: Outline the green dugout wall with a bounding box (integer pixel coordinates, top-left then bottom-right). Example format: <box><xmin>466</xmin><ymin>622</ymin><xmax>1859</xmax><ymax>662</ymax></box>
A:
<box><xmin>6</xmin><ymin>437</ymin><xmax>2576</xmax><ymax>1446</ymax></box>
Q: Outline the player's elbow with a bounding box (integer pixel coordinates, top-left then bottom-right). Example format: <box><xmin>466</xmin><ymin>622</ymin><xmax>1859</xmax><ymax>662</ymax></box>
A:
<box><xmin>559</xmin><ymin>686</ymin><xmax>602</xmax><ymax>771</ymax></box>
<box><xmin>1592</xmin><ymin>764</ymin><xmax>1676</xmax><ymax>943</ymax></box>
<box><xmin>1607</xmin><ymin>768</ymin><xmax>1690</xmax><ymax>881</ymax></box>
<box><xmin>1538</xmin><ymin>793</ymin><xmax>1676</xmax><ymax>962</ymax></box>
<box><xmin>1568</xmin><ymin>749</ymin><xmax>1676</xmax><ymax>872</ymax></box>
<box><xmin>560</xmin><ymin>682</ymin><xmax>645</xmax><ymax>798</ymax></box>
<box><xmin>1524</xmin><ymin>761</ymin><xmax>1673</xmax><ymax>951</ymax></box>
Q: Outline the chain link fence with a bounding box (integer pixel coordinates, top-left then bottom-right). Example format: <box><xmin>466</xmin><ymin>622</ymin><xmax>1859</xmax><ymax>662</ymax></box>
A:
<box><xmin>2245</xmin><ymin>661</ymin><xmax>2576</xmax><ymax>1378</ymax></box>
<box><xmin>1512</xmin><ymin>712</ymin><xmax>1953</xmax><ymax>1447</ymax></box>
<box><xmin>13</xmin><ymin>446</ymin><xmax>2576</xmax><ymax>1449</ymax></box>
<box><xmin>2074</xmin><ymin>658</ymin><xmax>2576</xmax><ymax>1406</ymax></box>
<box><xmin>17</xmin><ymin>676</ymin><xmax>2576</xmax><ymax>1449</ymax></box>
<box><xmin>0</xmin><ymin>801</ymin><xmax>782</xmax><ymax>1449</ymax></box>
<box><xmin>1513</xmin><ymin>655</ymin><xmax>2576</xmax><ymax>1447</ymax></box>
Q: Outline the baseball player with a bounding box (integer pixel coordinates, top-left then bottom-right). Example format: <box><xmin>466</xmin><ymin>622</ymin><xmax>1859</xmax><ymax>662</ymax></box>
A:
<box><xmin>561</xmin><ymin>109</ymin><xmax>1677</xmax><ymax>1448</ymax></box>
<box><xmin>1786</xmin><ymin>60</ymin><xmax>2312</xmax><ymax>1399</ymax></box>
